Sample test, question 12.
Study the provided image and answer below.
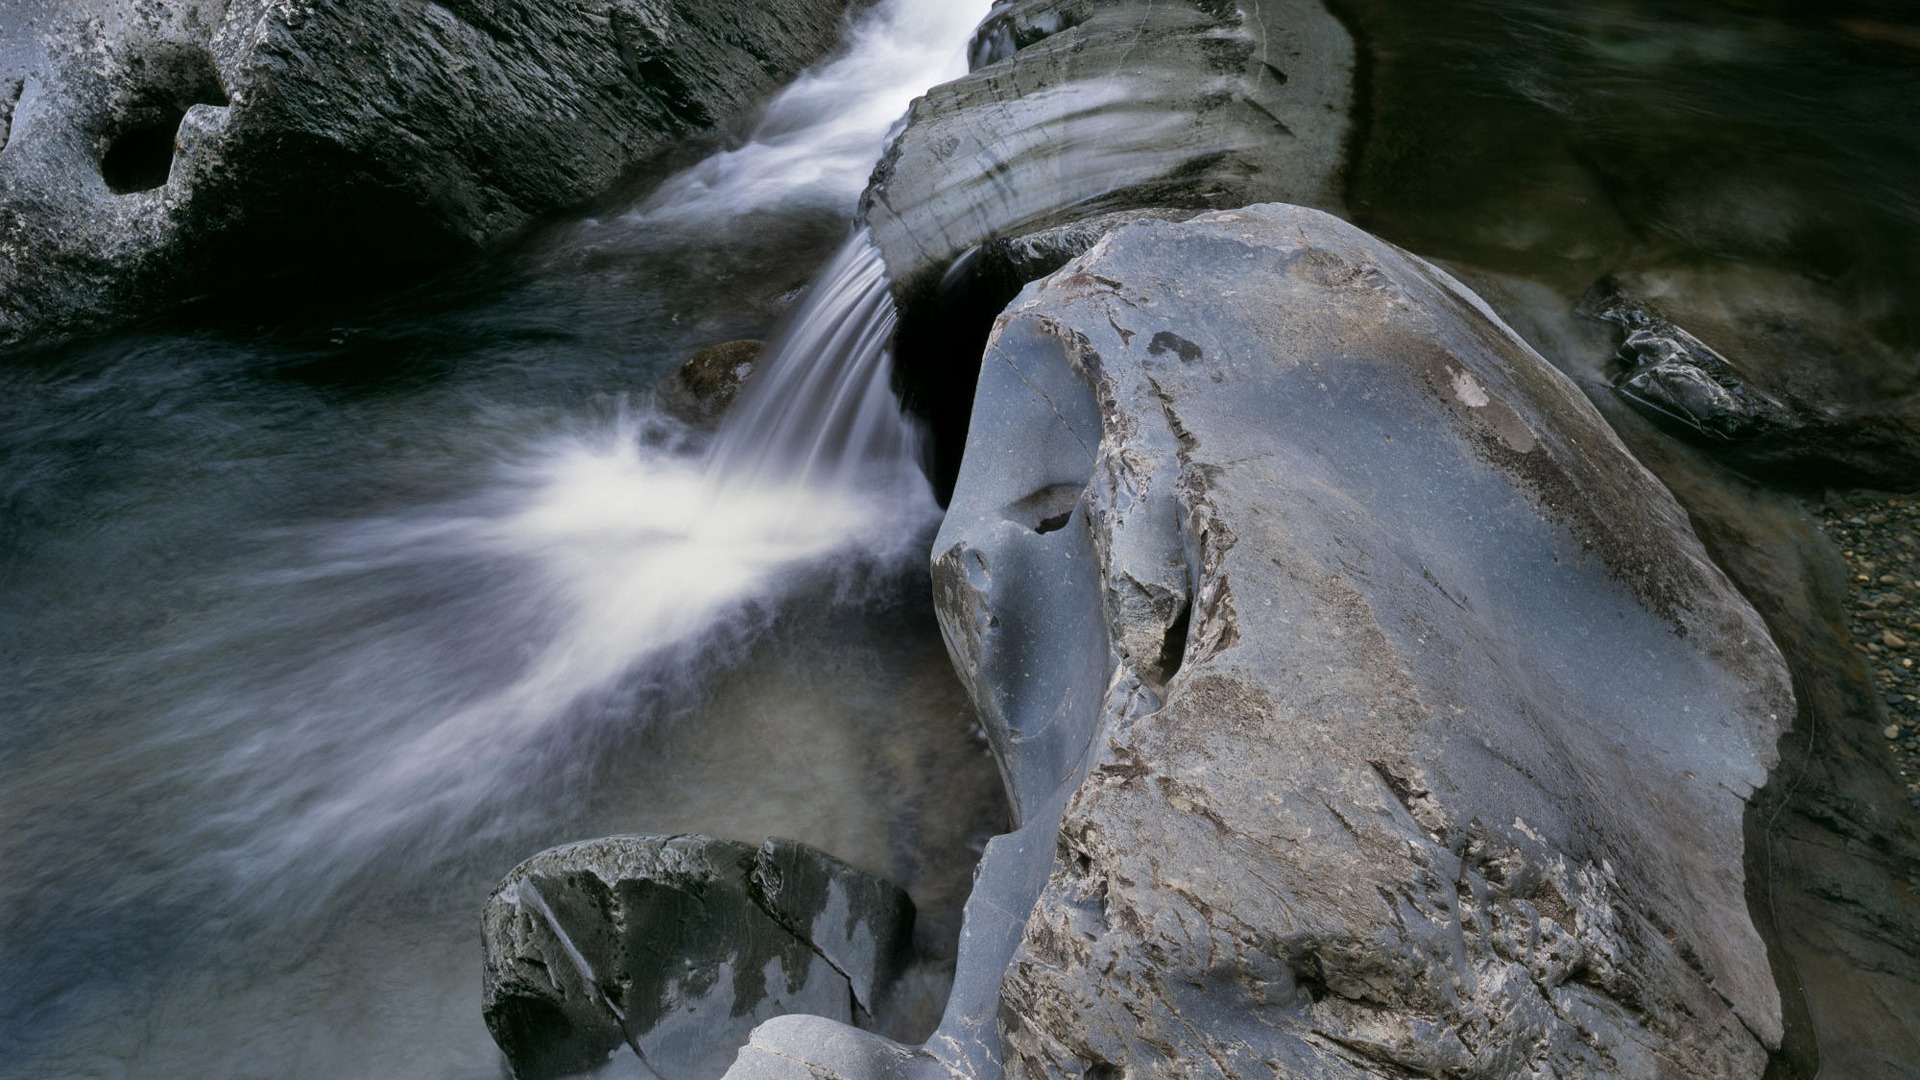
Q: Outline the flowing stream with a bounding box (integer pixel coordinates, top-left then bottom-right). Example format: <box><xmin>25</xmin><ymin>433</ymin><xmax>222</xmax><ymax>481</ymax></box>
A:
<box><xmin>0</xmin><ymin>3</ymin><xmax>991</xmax><ymax>1078</ymax></box>
<box><xmin>8</xmin><ymin>1</ymin><xmax>1917</xmax><ymax>1078</ymax></box>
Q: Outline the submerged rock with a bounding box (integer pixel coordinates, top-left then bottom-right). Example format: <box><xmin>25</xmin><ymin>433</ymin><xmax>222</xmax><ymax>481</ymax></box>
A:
<box><xmin>0</xmin><ymin>0</ymin><xmax>856</xmax><ymax>350</ymax></box>
<box><xmin>482</xmin><ymin>834</ymin><xmax>913</xmax><ymax>1080</ymax></box>
<box><xmin>726</xmin><ymin>205</ymin><xmax>1795</xmax><ymax>1078</ymax></box>
<box><xmin>658</xmin><ymin>339</ymin><xmax>761</xmax><ymax>426</ymax></box>
<box><xmin>1593</xmin><ymin>289</ymin><xmax>1801</xmax><ymax>441</ymax></box>
<box><xmin>1587</xmin><ymin>281</ymin><xmax>1920</xmax><ymax>493</ymax></box>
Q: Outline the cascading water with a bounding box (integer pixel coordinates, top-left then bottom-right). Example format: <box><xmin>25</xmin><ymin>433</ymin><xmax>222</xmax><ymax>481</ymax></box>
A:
<box><xmin>176</xmin><ymin>0</ymin><xmax>971</xmax><ymax>910</ymax></box>
<box><xmin>707</xmin><ymin>229</ymin><xmax>919</xmax><ymax>496</ymax></box>
<box><xmin>0</xmin><ymin>3</ymin><xmax>993</xmax><ymax>1079</ymax></box>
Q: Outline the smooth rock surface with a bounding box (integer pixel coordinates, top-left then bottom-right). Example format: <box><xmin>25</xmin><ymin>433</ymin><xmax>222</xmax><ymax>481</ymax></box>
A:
<box><xmin>861</xmin><ymin>0</ymin><xmax>1351</xmax><ymax>291</ymax></box>
<box><xmin>0</xmin><ymin>0</ymin><xmax>856</xmax><ymax>350</ymax></box>
<box><xmin>1475</xmin><ymin>278</ymin><xmax>1920</xmax><ymax>1079</ymax></box>
<box><xmin>727</xmin><ymin>205</ymin><xmax>1795</xmax><ymax>1078</ymax></box>
<box><xmin>856</xmin><ymin>0</ymin><xmax>1354</xmax><ymax>490</ymax></box>
<box><xmin>482</xmin><ymin>834</ymin><xmax>913</xmax><ymax>1080</ymax></box>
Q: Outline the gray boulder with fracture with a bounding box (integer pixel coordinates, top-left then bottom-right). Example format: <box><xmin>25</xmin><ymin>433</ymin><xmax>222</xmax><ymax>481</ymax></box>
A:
<box><xmin>725</xmin><ymin>204</ymin><xmax>1795</xmax><ymax>1079</ymax></box>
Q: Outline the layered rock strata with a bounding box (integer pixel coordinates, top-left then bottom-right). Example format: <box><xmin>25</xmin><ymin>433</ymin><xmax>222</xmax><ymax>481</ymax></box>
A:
<box><xmin>853</xmin><ymin>0</ymin><xmax>1354</xmax><ymax>489</ymax></box>
<box><xmin>726</xmin><ymin>205</ymin><xmax>1795</xmax><ymax>1078</ymax></box>
<box><xmin>0</xmin><ymin>0</ymin><xmax>854</xmax><ymax>349</ymax></box>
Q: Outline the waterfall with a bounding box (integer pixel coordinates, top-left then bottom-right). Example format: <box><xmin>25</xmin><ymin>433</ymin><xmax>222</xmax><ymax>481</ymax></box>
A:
<box><xmin>164</xmin><ymin>0</ymin><xmax>966</xmax><ymax>912</ymax></box>
<box><xmin>705</xmin><ymin>229</ymin><xmax>921</xmax><ymax>496</ymax></box>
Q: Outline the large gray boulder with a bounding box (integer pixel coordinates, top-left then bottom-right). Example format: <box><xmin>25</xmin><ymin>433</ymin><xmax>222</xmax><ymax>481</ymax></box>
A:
<box><xmin>483</xmin><ymin>835</ymin><xmax>914</xmax><ymax>1080</ymax></box>
<box><xmin>724</xmin><ymin>205</ymin><xmax>1796</xmax><ymax>1078</ymax></box>
<box><xmin>0</xmin><ymin>0</ymin><xmax>855</xmax><ymax>350</ymax></box>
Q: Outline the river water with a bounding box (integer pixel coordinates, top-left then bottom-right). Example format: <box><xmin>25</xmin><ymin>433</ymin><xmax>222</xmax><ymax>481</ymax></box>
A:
<box><xmin>4</xmin><ymin>1</ymin><xmax>1918</xmax><ymax>1078</ymax></box>
<box><xmin>0</xmin><ymin>3</ymin><xmax>993</xmax><ymax>1078</ymax></box>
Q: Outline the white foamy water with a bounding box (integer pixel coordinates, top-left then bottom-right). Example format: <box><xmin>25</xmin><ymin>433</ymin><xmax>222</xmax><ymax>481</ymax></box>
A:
<box><xmin>178</xmin><ymin>0</ymin><xmax>985</xmax><ymax>904</ymax></box>
<box><xmin>633</xmin><ymin>0</ymin><xmax>980</xmax><ymax>221</ymax></box>
<box><xmin>188</xmin><ymin>408</ymin><xmax>936</xmax><ymax>907</ymax></box>
<box><xmin>0</xmin><ymin>4</ymin><xmax>995</xmax><ymax>1077</ymax></box>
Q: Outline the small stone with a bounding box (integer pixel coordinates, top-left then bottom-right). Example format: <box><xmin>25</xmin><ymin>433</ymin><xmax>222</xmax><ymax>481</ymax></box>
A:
<box><xmin>1886</xmin><ymin>631</ymin><xmax>1910</xmax><ymax>650</ymax></box>
<box><xmin>1883</xmin><ymin>575</ymin><xmax>1902</xmax><ymax>585</ymax></box>
<box><xmin>1891</xmin><ymin>725</ymin><xmax>1905</xmax><ymax>740</ymax></box>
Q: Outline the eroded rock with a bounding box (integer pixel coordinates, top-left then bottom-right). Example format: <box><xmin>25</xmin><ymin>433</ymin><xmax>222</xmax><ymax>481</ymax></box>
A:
<box><xmin>856</xmin><ymin>0</ymin><xmax>1354</xmax><ymax>491</ymax></box>
<box><xmin>483</xmin><ymin>834</ymin><xmax>913</xmax><ymax>1080</ymax></box>
<box><xmin>726</xmin><ymin>205</ymin><xmax>1796</xmax><ymax>1079</ymax></box>
<box><xmin>0</xmin><ymin>0</ymin><xmax>856</xmax><ymax>350</ymax></box>
<box><xmin>861</xmin><ymin>0</ymin><xmax>1351</xmax><ymax>291</ymax></box>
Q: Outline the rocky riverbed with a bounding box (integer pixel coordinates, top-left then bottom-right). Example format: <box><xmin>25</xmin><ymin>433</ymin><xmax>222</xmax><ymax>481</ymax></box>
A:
<box><xmin>1822</xmin><ymin>494</ymin><xmax>1920</xmax><ymax>811</ymax></box>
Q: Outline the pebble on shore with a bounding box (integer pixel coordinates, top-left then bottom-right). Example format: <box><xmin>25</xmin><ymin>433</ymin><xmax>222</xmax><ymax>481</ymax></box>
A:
<box><xmin>1820</xmin><ymin>493</ymin><xmax>1920</xmax><ymax>811</ymax></box>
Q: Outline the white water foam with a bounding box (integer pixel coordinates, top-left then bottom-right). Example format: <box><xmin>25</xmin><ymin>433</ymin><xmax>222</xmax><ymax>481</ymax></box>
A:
<box><xmin>186</xmin><ymin>0</ymin><xmax>978</xmax><ymax>908</ymax></box>
<box><xmin>193</xmin><ymin>407</ymin><xmax>934</xmax><ymax>907</ymax></box>
<box><xmin>633</xmin><ymin>0</ymin><xmax>980</xmax><ymax>221</ymax></box>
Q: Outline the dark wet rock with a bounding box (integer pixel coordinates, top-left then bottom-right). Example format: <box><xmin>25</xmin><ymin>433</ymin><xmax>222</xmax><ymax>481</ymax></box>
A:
<box><xmin>658</xmin><ymin>339</ymin><xmax>761</xmax><ymax>426</ymax></box>
<box><xmin>1585</xmin><ymin>283</ymin><xmax>1920</xmax><ymax>493</ymax></box>
<box><xmin>482</xmin><ymin>834</ymin><xmax>913</xmax><ymax>1080</ymax></box>
<box><xmin>0</xmin><ymin>0</ymin><xmax>857</xmax><ymax>351</ymax></box>
<box><xmin>1592</xmin><ymin>290</ymin><xmax>1800</xmax><ymax>441</ymax></box>
<box><xmin>857</xmin><ymin>0</ymin><xmax>1353</xmax><ymax>491</ymax></box>
<box><xmin>725</xmin><ymin>205</ymin><xmax>1796</xmax><ymax>1078</ymax></box>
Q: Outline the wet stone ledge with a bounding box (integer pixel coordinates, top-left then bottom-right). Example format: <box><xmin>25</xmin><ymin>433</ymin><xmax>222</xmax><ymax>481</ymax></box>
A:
<box><xmin>1821</xmin><ymin>494</ymin><xmax>1920</xmax><ymax>811</ymax></box>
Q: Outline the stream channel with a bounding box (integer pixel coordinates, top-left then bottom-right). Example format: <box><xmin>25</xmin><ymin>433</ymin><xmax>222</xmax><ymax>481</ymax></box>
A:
<box><xmin>0</xmin><ymin>3</ymin><xmax>999</xmax><ymax>1077</ymax></box>
<box><xmin>2</xmin><ymin>0</ymin><xmax>1918</xmax><ymax>1078</ymax></box>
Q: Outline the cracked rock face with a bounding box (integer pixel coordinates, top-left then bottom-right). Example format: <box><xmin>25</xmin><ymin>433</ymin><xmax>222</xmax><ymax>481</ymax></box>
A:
<box><xmin>0</xmin><ymin>0</ymin><xmax>854</xmax><ymax>350</ymax></box>
<box><xmin>724</xmin><ymin>205</ymin><xmax>1795</xmax><ymax>1079</ymax></box>
<box><xmin>482</xmin><ymin>835</ymin><xmax>914</xmax><ymax>1080</ymax></box>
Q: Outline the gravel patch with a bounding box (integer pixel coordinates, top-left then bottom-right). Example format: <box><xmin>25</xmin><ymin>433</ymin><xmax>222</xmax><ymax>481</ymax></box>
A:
<box><xmin>1820</xmin><ymin>493</ymin><xmax>1920</xmax><ymax>811</ymax></box>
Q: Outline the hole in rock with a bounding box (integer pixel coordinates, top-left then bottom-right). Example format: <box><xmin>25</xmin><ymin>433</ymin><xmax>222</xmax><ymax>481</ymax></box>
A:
<box><xmin>98</xmin><ymin>47</ymin><xmax>229</xmax><ymax>195</ymax></box>
<box><xmin>102</xmin><ymin>113</ymin><xmax>188</xmax><ymax>193</ymax></box>
<box><xmin>1008</xmin><ymin>482</ymin><xmax>1085</xmax><ymax>534</ymax></box>
<box><xmin>1157</xmin><ymin>597</ymin><xmax>1192</xmax><ymax>681</ymax></box>
<box><xmin>0</xmin><ymin>77</ymin><xmax>22</xmax><ymax>155</ymax></box>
